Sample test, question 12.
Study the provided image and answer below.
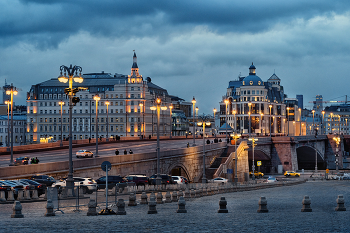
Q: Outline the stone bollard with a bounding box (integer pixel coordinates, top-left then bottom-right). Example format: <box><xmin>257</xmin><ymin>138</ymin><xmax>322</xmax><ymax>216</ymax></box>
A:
<box><xmin>335</xmin><ymin>195</ymin><xmax>346</xmax><ymax>211</ymax></box>
<box><xmin>7</xmin><ymin>191</ymin><xmax>15</xmax><ymax>201</ymax></box>
<box><xmin>11</xmin><ymin>201</ymin><xmax>24</xmax><ymax>218</ymax></box>
<box><xmin>171</xmin><ymin>191</ymin><xmax>178</xmax><ymax>202</ymax></box>
<box><xmin>116</xmin><ymin>199</ymin><xmax>127</xmax><ymax>215</ymax></box>
<box><xmin>156</xmin><ymin>192</ymin><xmax>164</xmax><ymax>204</ymax></box>
<box><xmin>195</xmin><ymin>189</ymin><xmax>201</xmax><ymax>198</ymax></box>
<box><xmin>148</xmin><ymin>195</ymin><xmax>157</xmax><ymax>214</ymax></box>
<box><xmin>0</xmin><ymin>191</ymin><xmax>6</xmax><ymax>202</ymax></box>
<box><xmin>87</xmin><ymin>198</ymin><xmax>98</xmax><ymax>216</ymax></box>
<box><xmin>211</xmin><ymin>186</ymin><xmax>215</xmax><ymax>195</ymax></box>
<box><xmin>301</xmin><ymin>195</ymin><xmax>312</xmax><ymax>212</ymax></box>
<box><xmin>217</xmin><ymin>186</ymin><xmax>220</xmax><ymax>194</ymax></box>
<box><xmin>257</xmin><ymin>197</ymin><xmax>268</xmax><ymax>213</ymax></box>
<box><xmin>31</xmin><ymin>190</ymin><xmax>39</xmax><ymax>199</ymax></box>
<box><xmin>17</xmin><ymin>190</ymin><xmax>24</xmax><ymax>201</ymax></box>
<box><xmin>128</xmin><ymin>193</ymin><xmax>137</xmax><ymax>206</ymax></box>
<box><xmin>184</xmin><ymin>189</ymin><xmax>191</xmax><ymax>201</ymax></box>
<box><xmin>45</xmin><ymin>199</ymin><xmax>55</xmax><ymax>217</ymax></box>
<box><xmin>177</xmin><ymin>190</ymin><xmax>183</xmax><ymax>200</ymax></box>
<box><xmin>176</xmin><ymin>196</ymin><xmax>187</xmax><ymax>213</ymax></box>
<box><xmin>165</xmin><ymin>191</ymin><xmax>172</xmax><ymax>203</ymax></box>
<box><xmin>198</xmin><ymin>188</ymin><xmax>203</xmax><ymax>197</ymax></box>
<box><xmin>111</xmin><ymin>186</ymin><xmax>117</xmax><ymax>196</ymax></box>
<box><xmin>190</xmin><ymin>189</ymin><xmax>196</xmax><ymax>198</ymax></box>
<box><xmin>202</xmin><ymin>187</ymin><xmax>207</xmax><ymax>196</ymax></box>
<box><xmin>218</xmin><ymin>197</ymin><xmax>228</xmax><ymax>213</ymax></box>
<box><xmin>140</xmin><ymin>192</ymin><xmax>148</xmax><ymax>205</ymax></box>
<box><xmin>24</xmin><ymin>189</ymin><xmax>31</xmax><ymax>200</ymax></box>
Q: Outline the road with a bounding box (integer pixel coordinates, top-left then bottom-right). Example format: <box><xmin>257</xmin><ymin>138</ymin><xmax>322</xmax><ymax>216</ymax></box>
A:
<box><xmin>0</xmin><ymin>138</ymin><xmax>209</xmax><ymax>167</ymax></box>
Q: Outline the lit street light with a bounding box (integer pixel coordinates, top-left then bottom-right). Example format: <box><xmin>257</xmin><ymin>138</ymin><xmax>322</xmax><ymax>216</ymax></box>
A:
<box><xmin>299</xmin><ymin>108</ymin><xmax>302</xmax><ymax>136</ymax></box>
<box><xmin>169</xmin><ymin>104</ymin><xmax>173</xmax><ymax>139</ymax></box>
<box><xmin>248</xmin><ymin>102</ymin><xmax>252</xmax><ymax>137</ymax></box>
<box><xmin>58</xmin><ymin>100</ymin><xmax>65</xmax><ymax>147</ymax></box>
<box><xmin>321</xmin><ymin>110</ymin><xmax>325</xmax><ymax>135</ymax></box>
<box><xmin>58</xmin><ymin>64</ymin><xmax>83</xmax><ymax>192</ymax></box>
<box><xmin>192</xmin><ymin>97</ymin><xmax>196</xmax><ymax>146</ymax></box>
<box><xmin>197</xmin><ymin>114</ymin><xmax>211</xmax><ymax>183</ymax></box>
<box><xmin>333</xmin><ymin>135</ymin><xmax>341</xmax><ymax>172</ymax></box>
<box><xmin>287</xmin><ymin>107</ymin><xmax>290</xmax><ymax>136</ymax></box>
<box><xmin>225</xmin><ymin>99</ymin><xmax>229</xmax><ymax>142</ymax></box>
<box><xmin>5</xmin><ymin>84</ymin><xmax>18</xmax><ymax>166</ymax></box>
<box><xmin>139</xmin><ymin>102</ymin><xmax>145</xmax><ymax>139</ymax></box>
<box><xmin>150</xmin><ymin>98</ymin><xmax>167</xmax><ymax>185</ymax></box>
<box><xmin>105</xmin><ymin>100</ymin><xmax>110</xmax><ymax>142</ymax></box>
<box><xmin>213</xmin><ymin>108</ymin><xmax>217</xmax><ymax>136</ymax></box>
<box><xmin>94</xmin><ymin>95</ymin><xmax>101</xmax><ymax>157</ymax></box>
<box><xmin>248</xmin><ymin>137</ymin><xmax>258</xmax><ymax>180</ymax></box>
<box><xmin>312</xmin><ymin>110</ymin><xmax>315</xmax><ymax>134</ymax></box>
<box><xmin>269</xmin><ymin>104</ymin><xmax>272</xmax><ymax>138</ymax></box>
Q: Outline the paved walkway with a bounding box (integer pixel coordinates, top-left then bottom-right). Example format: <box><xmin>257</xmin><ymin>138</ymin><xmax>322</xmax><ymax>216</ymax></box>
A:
<box><xmin>1</xmin><ymin>181</ymin><xmax>350</xmax><ymax>232</ymax></box>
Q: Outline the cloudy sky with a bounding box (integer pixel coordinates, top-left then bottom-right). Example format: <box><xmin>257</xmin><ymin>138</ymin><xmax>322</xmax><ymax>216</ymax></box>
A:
<box><xmin>1</xmin><ymin>0</ymin><xmax>350</xmax><ymax>114</ymax></box>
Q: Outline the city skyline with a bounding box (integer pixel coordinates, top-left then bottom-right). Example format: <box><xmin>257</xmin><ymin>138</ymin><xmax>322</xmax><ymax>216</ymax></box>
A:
<box><xmin>1</xmin><ymin>1</ymin><xmax>350</xmax><ymax>113</ymax></box>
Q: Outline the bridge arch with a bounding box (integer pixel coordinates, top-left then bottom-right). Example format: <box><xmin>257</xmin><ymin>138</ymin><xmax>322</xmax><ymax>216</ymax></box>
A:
<box><xmin>167</xmin><ymin>163</ymin><xmax>191</xmax><ymax>181</ymax></box>
<box><xmin>296</xmin><ymin>145</ymin><xmax>326</xmax><ymax>170</ymax></box>
<box><xmin>248</xmin><ymin>149</ymin><xmax>272</xmax><ymax>173</ymax></box>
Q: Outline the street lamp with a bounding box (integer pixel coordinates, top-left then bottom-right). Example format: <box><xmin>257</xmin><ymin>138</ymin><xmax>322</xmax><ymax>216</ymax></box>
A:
<box><xmin>248</xmin><ymin>137</ymin><xmax>258</xmax><ymax>180</ymax></box>
<box><xmin>338</xmin><ymin>115</ymin><xmax>341</xmax><ymax>134</ymax></box>
<box><xmin>248</xmin><ymin>102</ymin><xmax>252</xmax><ymax>137</ymax></box>
<box><xmin>58</xmin><ymin>64</ymin><xmax>83</xmax><ymax>191</ymax></box>
<box><xmin>333</xmin><ymin>135</ymin><xmax>341</xmax><ymax>172</ymax></box>
<box><xmin>192</xmin><ymin>97</ymin><xmax>196</xmax><ymax>146</ymax></box>
<box><xmin>58</xmin><ymin>101</ymin><xmax>65</xmax><ymax>147</ymax></box>
<box><xmin>139</xmin><ymin>102</ymin><xmax>145</xmax><ymax>139</ymax></box>
<box><xmin>286</xmin><ymin>107</ymin><xmax>290</xmax><ymax>136</ymax></box>
<box><xmin>330</xmin><ymin>112</ymin><xmax>333</xmax><ymax>133</ymax></box>
<box><xmin>5</xmin><ymin>84</ymin><xmax>18</xmax><ymax>166</ymax></box>
<box><xmin>4</xmin><ymin>100</ymin><xmax>10</xmax><ymax>148</ymax></box>
<box><xmin>150</xmin><ymin>98</ymin><xmax>167</xmax><ymax>185</ymax></box>
<box><xmin>299</xmin><ymin>108</ymin><xmax>302</xmax><ymax>136</ymax></box>
<box><xmin>346</xmin><ymin>118</ymin><xmax>348</xmax><ymax>135</ymax></box>
<box><xmin>169</xmin><ymin>104</ymin><xmax>173</xmax><ymax>139</ymax></box>
<box><xmin>213</xmin><ymin>108</ymin><xmax>217</xmax><ymax>136</ymax></box>
<box><xmin>312</xmin><ymin>110</ymin><xmax>315</xmax><ymax>134</ymax></box>
<box><xmin>321</xmin><ymin>111</ymin><xmax>325</xmax><ymax>135</ymax></box>
<box><xmin>197</xmin><ymin>115</ymin><xmax>211</xmax><ymax>183</ymax></box>
<box><xmin>105</xmin><ymin>100</ymin><xmax>110</xmax><ymax>142</ymax></box>
<box><xmin>269</xmin><ymin>104</ymin><xmax>272</xmax><ymax>138</ymax></box>
<box><xmin>94</xmin><ymin>95</ymin><xmax>100</xmax><ymax>157</ymax></box>
<box><xmin>225</xmin><ymin>99</ymin><xmax>229</xmax><ymax>142</ymax></box>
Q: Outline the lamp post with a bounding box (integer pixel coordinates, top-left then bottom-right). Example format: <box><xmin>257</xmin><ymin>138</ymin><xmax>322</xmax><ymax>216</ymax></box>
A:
<box><xmin>213</xmin><ymin>108</ymin><xmax>217</xmax><ymax>136</ymax></box>
<box><xmin>330</xmin><ymin>112</ymin><xmax>333</xmax><ymax>133</ymax></box>
<box><xmin>299</xmin><ymin>108</ymin><xmax>302</xmax><ymax>136</ymax></box>
<box><xmin>195</xmin><ymin>107</ymin><xmax>199</xmax><ymax>137</ymax></box>
<box><xmin>315</xmin><ymin>127</ymin><xmax>318</xmax><ymax>172</ymax></box>
<box><xmin>58</xmin><ymin>101</ymin><xmax>65</xmax><ymax>147</ymax></box>
<box><xmin>312</xmin><ymin>110</ymin><xmax>315</xmax><ymax>134</ymax></box>
<box><xmin>260</xmin><ymin>113</ymin><xmax>264</xmax><ymax>135</ymax></box>
<box><xmin>338</xmin><ymin>115</ymin><xmax>341</xmax><ymax>134</ymax></box>
<box><xmin>197</xmin><ymin>115</ymin><xmax>211</xmax><ymax>183</ymax></box>
<box><xmin>58</xmin><ymin>64</ymin><xmax>83</xmax><ymax>191</ymax></box>
<box><xmin>248</xmin><ymin>102</ymin><xmax>252</xmax><ymax>137</ymax></box>
<box><xmin>269</xmin><ymin>104</ymin><xmax>272</xmax><ymax>138</ymax></box>
<box><xmin>105</xmin><ymin>100</ymin><xmax>110</xmax><ymax>142</ymax></box>
<box><xmin>225</xmin><ymin>99</ymin><xmax>229</xmax><ymax>142</ymax></box>
<box><xmin>286</xmin><ymin>107</ymin><xmax>290</xmax><ymax>136</ymax></box>
<box><xmin>94</xmin><ymin>95</ymin><xmax>100</xmax><ymax>157</ymax></box>
<box><xmin>150</xmin><ymin>98</ymin><xmax>167</xmax><ymax>185</ymax></box>
<box><xmin>346</xmin><ymin>118</ymin><xmax>348</xmax><ymax>135</ymax></box>
<box><xmin>248</xmin><ymin>137</ymin><xmax>258</xmax><ymax>180</ymax></box>
<box><xmin>232</xmin><ymin>109</ymin><xmax>240</xmax><ymax>183</ymax></box>
<box><xmin>5</xmin><ymin>84</ymin><xmax>18</xmax><ymax>166</ymax></box>
<box><xmin>333</xmin><ymin>135</ymin><xmax>341</xmax><ymax>172</ymax></box>
<box><xmin>139</xmin><ymin>102</ymin><xmax>145</xmax><ymax>139</ymax></box>
<box><xmin>4</xmin><ymin>100</ymin><xmax>10</xmax><ymax>148</ymax></box>
<box><xmin>192</xmin><ymin>97</ymin><xmax>196</xmax><ymax>146</ymax></box>
<box><xmin>169</xmin><ymin>104</ymin><xmax>173</xmax><ymax>139</ymax></box>
<box><xmin>321</xmin><ymin>111</ymin><xmax>325</xmax><ymax>135</ymax></box>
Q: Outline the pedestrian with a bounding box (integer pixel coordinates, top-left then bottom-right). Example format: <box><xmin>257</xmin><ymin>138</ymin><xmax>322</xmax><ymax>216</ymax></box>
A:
<box><xmin>149</xmin><ymin>135</ymin><xmax>151</xmax><ymax>139</ymax></box>
<box><xmin>89</xmin><ymin>137</ymin><xmax>91</xmax><ymax>143</ymax></box>
<box><xmin>100</xmin><ymin>136</ymin><xmax>102</xmax><ymax>142</ymax></box>
<box><xmin>115</xmin><ymin>149</ymin><xmax>119</xmax><ymax>155</ymax></box>
<box><xmin>35</xmin><ymin>157</ymin><xmax>40</xmax><ymax>164</ymax></box>
<box><xmin>31</xmin><ymin>157</ymin><xmax>35</xmax><ymax>164</ymax></box>
<box><xmin>187</xmin><ymin>142</ymin><xmax>189</xmax><ymax>148</ymax></box>
<box><xmin>129</xmin><ymin>149</ymin><xmax>133</xmax><ymax>154</ymax></box>
<box><xmin>124</xmin><ymin>149</ymin><xmax>127</xmax><ymax>155</ymax></box>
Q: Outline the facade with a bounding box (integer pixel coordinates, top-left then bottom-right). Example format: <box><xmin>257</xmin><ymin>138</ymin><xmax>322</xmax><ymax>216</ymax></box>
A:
<box><xmin>323</xmin><ymin>104</ymin><xmax>350</xmax><ymax>135</ymax></box>
<box><xmin>0</xmin><ymin>115</ymin><xmax>27</xmax><ymax>146</ymax></box>
<box><xmin>26</xmin><ymin>52</ymin><xmax>171</xmax><ymax>143</ymax></box>
<box><xmin>220</xmin><ymin>63</ymin><xmax>287</xmax><ymax>136</ymax></box>
<box><xmin>296</xmin><ymin>94</ymin><xmax>303</xmax><ymax>109</ymax></box>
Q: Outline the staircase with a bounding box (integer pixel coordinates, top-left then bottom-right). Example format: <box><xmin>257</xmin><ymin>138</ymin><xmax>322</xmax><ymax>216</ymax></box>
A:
<box><xmin>205</xmin><ymin>146</ymin><xmax>236</xmax><ymax>179</ymax></box>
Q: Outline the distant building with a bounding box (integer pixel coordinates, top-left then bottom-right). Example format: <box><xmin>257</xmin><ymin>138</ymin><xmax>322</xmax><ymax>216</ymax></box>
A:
<box><xmin>314</xmin><ymin>95</ymin><xmax>323</xmax><ymax>113</ymax></box>
<box><xmin>296</xmin><ymin>94</ymin><xmax>303</xmax><ymax>109</ymax></box>
<box><xmin>323</xmin><ymin>104</ymin><xmax>350</xmax><ymax>135</ymax></box>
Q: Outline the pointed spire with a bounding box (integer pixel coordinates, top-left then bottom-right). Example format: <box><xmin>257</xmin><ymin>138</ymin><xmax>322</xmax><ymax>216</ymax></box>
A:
<box><xmin>132</xmin><ymin>50</ymin><xmax>138</xmax><ymax>69</ymax></box>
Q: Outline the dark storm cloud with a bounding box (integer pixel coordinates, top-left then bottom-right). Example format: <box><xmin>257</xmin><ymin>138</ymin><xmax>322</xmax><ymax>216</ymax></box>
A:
<box><xmin>2</xmin><ymin>0</ymin><xmax>350</xmax><ymax>50</ymax></box>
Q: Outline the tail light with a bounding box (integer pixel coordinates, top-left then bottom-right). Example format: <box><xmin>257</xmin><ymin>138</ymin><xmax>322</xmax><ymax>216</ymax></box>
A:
<box><xmin>145</xmin><ymin>180</ymin><xmax>148</xmax><ymax>183</ymax></box>
<box><xmin>38</xmin><ymin>185</ymin><xmax>42</xmax><ymax>188</ymax></box>
<box><xmin>167</xmin><ymin>181</ymin><xmax>169</xmax><ymax>183</ymax></box>
<box><xmin>181</xmin><ymin>178</ymin><xmax>183</xmax><ymax>183</ymax></box>
<box><xmin>25</xmin><ymin>186</ymin><xmax>30</xmax><ymax>190</ymax></box>
<box><xmin>88</xmin><ymin>182</ymin><xmax>93</xmax><ymax>184</ymax></box>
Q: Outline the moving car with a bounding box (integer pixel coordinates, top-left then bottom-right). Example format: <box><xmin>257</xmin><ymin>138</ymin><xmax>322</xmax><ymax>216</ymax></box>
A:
<box><xmin>284</xmin><ymin>171</ymin><xmax>300</xmax><ymax>177</ymax></box>
<box><xmin>29</xmin><ymin>174</ymin><xmax>56</xmax><ymax>186</ymax></box>
<box><xmin>14</xmin><ymin>157</ymin><xmax>30</xmax><ymax>166</ymax></box>
<box><xmin>172</xmin><ymin>176</ymin><xmax>186</xmax><ymax>184</ymax></box>
<box><xmin>265</xmin><ymin>177</ymin><xmax>278</xmax><ymax>183</ymax></box>
<box><xmin>249</xmin><ymin>171</ymin><xmax>264</xmax><ymax>178</ymax></box>
<box><xmin>52</xmin><ymin>177</ymin><xmax>97</xmax><ymax>194</ymax></box>
<box><xmin>208</xmin><ymin>177</ymin><xmax>228</xmax><ymax>184</ymax></box>
<box><xmin>124</xmin><ymin>175</ymin><xmax>149</xmax><ymax>186</ymax></box>
<box><xmin>76</xmin><ymin>150</ymin><xmax>94</xmax><ymax>158</ymax></box>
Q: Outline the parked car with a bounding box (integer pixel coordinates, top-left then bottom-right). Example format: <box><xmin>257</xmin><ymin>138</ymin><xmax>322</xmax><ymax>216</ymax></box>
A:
<box><xmin>76</xmin><ymin>150</ymin><xmax>94</xmax><ymax>158</ymax></box>
<box><xmin>124</xmin><ymin>175</ymin><xmax>149</xmax><ymax>186</ymax></box>
<box><xmin>14</xmin><ymin>157</ymin><xmax>30</xmax><ymax>166</ymax></box>
<box><xmin>172</xmin><ymin>176</ymin><xmax>186</xmax><ymax>184</ymax></box>
<box><xmin>95</xmin><ymin>176</ymin><xmax>126</xmax><ymax>190</ymax></box>
<box><xmin>249</xmin><ymin>171</ymin><xmax>264</xmax><ymax>178</ymax></box>
<box><xmin>284</xmin><ymin>171</ymin><xmax>300</xmax><ymax>177</ymax></box>
<box><xmin>52</xmin><ymin>177</ymin><xmax>97</xmax><ymax>194</ymax></box>
<box><xmin>149</xmin><ymin>174</ymin><xmax>175</xmax><ymax>185</ymax></box>
<box><xmin>0</xmin><ymin>180</ymin><xmax>24</xmax><ymax>199</ymax></box>
<box><xmin>29</xmin><ymin>174</ymin><xmax>56</xmax><ymax>186</ymax></box>
<box><xmin>0</xmin><ymin>181</ymin><xmax>12</xmax><ymax>199</ymax></box>
<box><xmin>19</xmin><ymin>179</ymin><xmax>46</xmax><ymax>196</ymax></box>
<box><xmin>15</xmin><ymin>179</ymin><xmax>36</xmax><ymax>192</ymax></box>
<box><xmin>182</xmin><ymin>177</ymin><xmax>189</xmax><ymax>184</ymax></box>
<box><xmin>208</xmin><ymin>177</ymin><xmax>228</xmax><ymax>184</ymax></box>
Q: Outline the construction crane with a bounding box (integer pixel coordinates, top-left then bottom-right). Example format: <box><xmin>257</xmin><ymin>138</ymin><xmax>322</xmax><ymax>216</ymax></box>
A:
<box><xmin>309</xmin><ymin>95</ymin><xmax>349</xmax><ymax>104</ymax></box>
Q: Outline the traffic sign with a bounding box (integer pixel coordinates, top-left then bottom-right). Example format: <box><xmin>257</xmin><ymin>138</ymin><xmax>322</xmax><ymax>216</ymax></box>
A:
<box><xmin>326</xmin><ymin>169</ymin><xmax>329</xmax><ymax>174</ymax></box>
<box><xmin>101</xmin><ymin>161</ymin><xmax>112</xmax><ymax>172</ymax></box>
<box><xmin>257</xmin><ymin>161</ymin><xmax>262</xmax><ymax>166</ymax></box>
